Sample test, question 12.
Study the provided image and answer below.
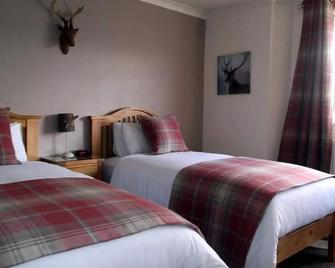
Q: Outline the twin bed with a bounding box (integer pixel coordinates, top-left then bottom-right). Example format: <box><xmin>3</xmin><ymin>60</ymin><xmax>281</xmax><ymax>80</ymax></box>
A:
<box><xmin>91</xmin><ymin>107</ymin><xmax>335</xmax><ymax>268</ymax></box>
<box><xmin>3</xmin><ymin>108</ymin><xmax>335</xmax><ymax>268</ymax></box>
<box><xmin>0</xmin><ymin>111</ymin><xmax>227</xmax><ymax>268</ymax></box>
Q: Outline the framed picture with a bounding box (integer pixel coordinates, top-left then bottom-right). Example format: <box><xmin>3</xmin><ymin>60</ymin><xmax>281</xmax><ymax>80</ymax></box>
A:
<box><xmin>217</xmin><ymin>51</ymin><xmax>251</xmax><ymax>95</ymax></box>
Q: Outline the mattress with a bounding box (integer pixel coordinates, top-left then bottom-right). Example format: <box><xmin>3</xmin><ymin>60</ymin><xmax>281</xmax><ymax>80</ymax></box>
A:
<box><xmin>0</xmin><ymin>161</ymin><xmax>227</xmax><ymax>268</ymax></box>
<box><xmin>104</xmin><ymin>151</ymin><xmax>335</xmax><ymax>268</ymax></box>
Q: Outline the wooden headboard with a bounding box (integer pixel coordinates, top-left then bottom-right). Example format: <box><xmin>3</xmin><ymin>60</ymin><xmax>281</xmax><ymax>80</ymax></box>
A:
<box><xmin>90</xmin><ymin>107</ymin><xmax>155</xmax><ymax>158</ymax></box>
<box><xmin>9</xmin><ymin>112</ymin><xmax>41</xmax><ymax>161</ymax></box>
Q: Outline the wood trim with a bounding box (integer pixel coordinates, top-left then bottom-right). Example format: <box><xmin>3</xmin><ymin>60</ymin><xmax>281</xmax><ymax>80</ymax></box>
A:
<box><xmin>40</xmin><ymin>157</ymin><xmax>103</xmax><ymax>180</ymax></box>
<box><xmin>329</xmin><ymin>214</ymin><xmax>335</xmax><ymax>262</ymax></box>
<box><xmin>90</xmin><ymin>107</ymin><xmax>155</xmax><ymax>158</ymax></box>
<box><xmin>277</xmin><ymin>213</ymin><xmax>335</xmax><ymax>263</ymax></box>
<box><xmin>9</xmin><ymin>112</ymin><xmax>41</xmax><ymax>160</ymax></box>
<box><xmin>9</xmin><ymin>112</ymin><xmax>41</xmax><ymax>120</ymax></box>
<box><xmin>60</xmin><ymin>159</ymin><xmax>102</xmax><ymax>180</ymax></box>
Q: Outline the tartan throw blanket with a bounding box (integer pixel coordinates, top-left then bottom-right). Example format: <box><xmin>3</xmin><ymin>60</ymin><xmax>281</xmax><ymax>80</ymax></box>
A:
<box><xmin>0</xmin><ymin>178</ymin><xmax>199</xmax><ymax>268</ymax></box>
<box><xmin>169</xmin><ymin>157</ymin><xmax>332</xmax><ymax>268</ymax></box>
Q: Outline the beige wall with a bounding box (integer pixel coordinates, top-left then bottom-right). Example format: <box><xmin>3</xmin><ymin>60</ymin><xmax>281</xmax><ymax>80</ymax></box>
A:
<box><xmin>0</xmin><ymin>0</ymin><xmax>205</xmax><ymax>156</ymax></box>
<box><xmin>266</xmin><ymin>1</ymin><xmax>295</xmax><ymax>160</ymax></box>
<box><xmin>203</xmin><ymin>0</ymin><xmax>297</xmax><ymax>160</ymax></box>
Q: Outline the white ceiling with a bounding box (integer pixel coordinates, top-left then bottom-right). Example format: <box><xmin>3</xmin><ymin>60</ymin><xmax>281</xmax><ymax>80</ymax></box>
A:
<box><xmin>140</xmin><ymin>0</ymin><xmax>257</xmax><ymax>19</ymax></box>
<box><xmin>169</xmin><ymin>0</ymin><xmax>253</xmax><ymax>10</ymax></box>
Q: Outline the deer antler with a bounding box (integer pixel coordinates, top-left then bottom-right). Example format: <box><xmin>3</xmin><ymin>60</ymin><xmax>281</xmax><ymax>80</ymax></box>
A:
<box><xmin>50</xmin><ymin>0</ymin><xmax>67</xmax><ymax>23</ymax></box>
<box><xmin>70</xmin><ymin>6</ymin><xmax>84</xmax><ymax>27</ymax></box>
<box><xmin>70</xmin><ymin>6</ymin><xmax>84</xmax><ymax>20</ymax></box>
<box><xmin>221</xmin><ymin>56</ymin><xmax>232</xmax><ymax>72</ymax></box>
<box><xmin>224</xmin><ymin>56</ymin><xmax>232</xmax><ymax>67</ymax></box>
<box><xmin>232</xmin><ymin>52</ymin><xmax>249</xmax><ymax>72</ymax></box>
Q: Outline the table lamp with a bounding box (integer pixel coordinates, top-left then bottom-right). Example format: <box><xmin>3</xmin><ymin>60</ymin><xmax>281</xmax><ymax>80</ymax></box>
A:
<box><xmin>58</xmin><ymin>113</ymin><xmax>78</xmax><ymax>159</ymax></box>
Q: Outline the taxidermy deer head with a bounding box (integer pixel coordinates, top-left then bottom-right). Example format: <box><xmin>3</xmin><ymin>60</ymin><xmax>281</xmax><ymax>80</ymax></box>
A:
<box><xmin>50</xmin><ymin>0</ymin><xmax>84</xmax><ymax>55</ymax></box>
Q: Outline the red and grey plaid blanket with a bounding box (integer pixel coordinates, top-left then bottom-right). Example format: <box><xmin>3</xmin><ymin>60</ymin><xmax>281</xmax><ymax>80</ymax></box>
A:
<box><xmin>169</xmin><ymin>157</ymin><xmax>332</xmax><ymax>268</ymax></box>
<box><xmin>0</xmin><ymin>178</ymin><xmax>199</xmax><ymax>268</ymax></box>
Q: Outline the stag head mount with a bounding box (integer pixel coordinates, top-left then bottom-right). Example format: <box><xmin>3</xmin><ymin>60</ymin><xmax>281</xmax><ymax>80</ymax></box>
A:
<box><xmin>50</xmin><ymin>0</ymin><xmax>84</xmax><ymax>55</ymax></box>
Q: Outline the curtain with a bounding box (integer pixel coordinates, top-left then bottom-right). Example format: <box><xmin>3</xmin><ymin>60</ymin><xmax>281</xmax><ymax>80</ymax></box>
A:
<box><xmin>278</xmin><ymin>0</ymin><xmax>334</xmax><ymax>172</ymax></box>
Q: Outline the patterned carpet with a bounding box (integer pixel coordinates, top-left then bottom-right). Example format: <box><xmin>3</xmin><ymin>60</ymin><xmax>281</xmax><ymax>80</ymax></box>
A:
<box><xmin>278</xmin><ymin>241</ymin><xmax>335</xmax><ymax>268</ymax></box>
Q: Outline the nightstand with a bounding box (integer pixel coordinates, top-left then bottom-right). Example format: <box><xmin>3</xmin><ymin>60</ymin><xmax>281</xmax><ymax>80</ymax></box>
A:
<box><xmin>41</xmin><ymin>156</ymin><xmax>103</xmax><ymax>180</ymax></box>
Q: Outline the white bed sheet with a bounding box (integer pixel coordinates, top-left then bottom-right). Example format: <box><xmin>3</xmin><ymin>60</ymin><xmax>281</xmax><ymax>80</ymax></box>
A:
<box><xmin>106</xmin><ymin>151</ymin><xmax>335</xmax><ymax>268</ymax></box>
<box><xmin>0</xmin><ymin>161</ymin><xmax>91</xmax><ymax>183</ymax></box>
<box><xmin>0</xmin><ymin>161</ymin><xmax>227</xmax><ymax>268</ymax></box>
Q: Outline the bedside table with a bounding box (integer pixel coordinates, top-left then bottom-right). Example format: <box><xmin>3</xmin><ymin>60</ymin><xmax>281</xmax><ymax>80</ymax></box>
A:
<box><xmin>41</xmin><ymin>156</ymin><xmax>103</xmax><ymax>180</ymax></box>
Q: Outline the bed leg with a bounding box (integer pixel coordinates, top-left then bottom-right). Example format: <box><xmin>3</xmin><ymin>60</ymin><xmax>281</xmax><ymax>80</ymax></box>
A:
<box><xmin>329</xmin><ymin>234</ymin><xmax>335</xmax><ymax>262</ymax></box>
<box><xmin>329</xmin><ymin>215</ymin><xmax>335</xmax><ymax>263</ymax></box>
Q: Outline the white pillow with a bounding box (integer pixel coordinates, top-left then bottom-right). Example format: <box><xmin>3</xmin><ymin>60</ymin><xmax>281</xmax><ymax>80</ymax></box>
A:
<box><xmin>10</xmin><ymin>123</ymin><xmax>27</xmax><ymax>162</ymax></box>
<box><xmin>122</xmin><ymin>123</ymin><xmax>150</xmax><ymax>155</ymax></box>
<box><xmin>113</xmin><ymin>123</ymin><xmax>129</xmax><ymax>157</ymax></box>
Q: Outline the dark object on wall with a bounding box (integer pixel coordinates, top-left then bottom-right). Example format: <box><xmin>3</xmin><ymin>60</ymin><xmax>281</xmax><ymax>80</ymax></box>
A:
<box><xmin>50</xmin><ymin>0</ymin><xmax>84</xmax><ymax>55</ymax></box>
<box><xmin>58</xmin><ymin>113</ymin><xmax>79</xmax><ymax>159</ymax></box>
<box><xmin>217</xmin><ymin>51</ymin><xmax>251</xmax><ymax>95</ymax></box>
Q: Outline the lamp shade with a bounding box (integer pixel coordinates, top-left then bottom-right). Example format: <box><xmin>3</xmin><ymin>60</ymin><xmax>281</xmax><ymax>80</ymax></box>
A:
<box><xmin>58</xmin><ymin>113</ymin><xmax>78</xmax><ymax>132</ymax></box>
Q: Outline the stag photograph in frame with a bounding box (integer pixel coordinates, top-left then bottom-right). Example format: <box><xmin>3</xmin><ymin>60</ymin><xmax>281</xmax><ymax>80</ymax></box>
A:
<box><xmin>217</xmin><ymin>51</ymin><xmax>251</xmax><ymax>95</ymax></box>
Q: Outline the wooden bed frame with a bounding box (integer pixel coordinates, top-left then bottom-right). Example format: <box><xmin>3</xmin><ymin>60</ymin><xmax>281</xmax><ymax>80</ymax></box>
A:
<box><xmin>91</xmin><ymin>107</ymin><xmax>155</xmax><ymax>158</ymax></box>
<box><xmin>90</xmin><ymin>107</ymin><xmax>335</xmax><ymax>265</ymax></box>
<box><xmin>9</xmin><ymin>112</ymin><xmax>41</xmax><ymax>161</ymax></box>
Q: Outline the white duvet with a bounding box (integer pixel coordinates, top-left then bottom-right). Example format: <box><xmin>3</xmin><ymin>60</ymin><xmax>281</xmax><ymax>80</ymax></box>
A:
<box><xmin>0</xmin><ymin>161</ymin><xmax>227</xmax><ymax>268</ymax></box>
<box><xmin>106</xmin><ymin>151</ymin><xmax>335</xmax><ymax>268</ymax></box>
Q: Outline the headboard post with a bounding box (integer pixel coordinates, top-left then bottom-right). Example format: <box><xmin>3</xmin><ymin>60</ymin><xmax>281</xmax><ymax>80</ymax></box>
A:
<box><xmin>26</xmin><ymin>118</ymin><xmax>41</xmax><ymax>160</ymax></box>
<box><xmin>9</xmin><ymin>112</ymin><xmax>41</xmax><ymax>161</ymax></box>
<box><xmin>91</xmin><ymin>117</ymin><xmax>103</xmax><ymax>158</ymax></box>
<box><xmin>90</xmin><ymin>107</ymin><xmax>155</xmax><ymax>158</ymax></box>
